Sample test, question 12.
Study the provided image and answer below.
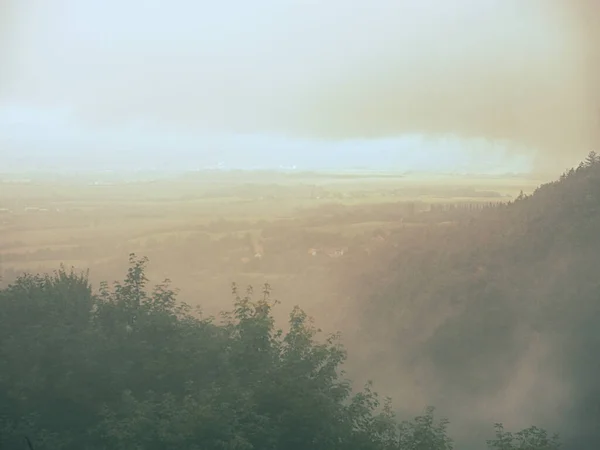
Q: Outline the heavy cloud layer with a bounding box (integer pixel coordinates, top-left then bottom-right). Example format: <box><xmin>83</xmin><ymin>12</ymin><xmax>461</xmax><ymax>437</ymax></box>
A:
<box><xmin>1</xmin><ymin>1</ymin><xmax>598</xmax><ymax>170</ymax></box>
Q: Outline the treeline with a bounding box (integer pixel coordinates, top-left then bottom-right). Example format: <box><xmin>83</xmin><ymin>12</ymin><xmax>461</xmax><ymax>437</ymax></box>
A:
<box><xmin>0</xmin><ymin>255</ymin><xmax>560</xmax><ymax>450</ymax></box>
<box><xmin>347</xmin><ymin>153</ymin><xmax>600</xmax><ymax>449</ymax></box>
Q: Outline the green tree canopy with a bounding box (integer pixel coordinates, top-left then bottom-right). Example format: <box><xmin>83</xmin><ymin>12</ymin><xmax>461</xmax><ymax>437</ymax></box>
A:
<box><xmin>0</xmin><ymin>254</ymin><xmax>559</xmax><ymax>450</ymax></box>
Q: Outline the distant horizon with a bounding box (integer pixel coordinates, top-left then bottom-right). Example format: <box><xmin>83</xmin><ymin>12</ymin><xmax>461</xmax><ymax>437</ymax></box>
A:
<box><xmin>0</xmin><ymin>164</ymin><xmax>547</xmax><ymax>180</ymax></box>
<box><xmin>1</xmin><ymin>103</ymin><xmax>537</xmax><ymax>175</ymax></box>
<box><xmin>0</xmin><ymin>159</ymin><xmax>535</xmax><ymax>177</ymax></box>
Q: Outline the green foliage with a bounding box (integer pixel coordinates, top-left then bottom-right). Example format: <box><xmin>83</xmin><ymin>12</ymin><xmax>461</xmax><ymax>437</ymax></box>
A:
<box><xmin>584</xmin><ymin>150</ymin><xmax>600</xmax><ymax>168</ymax></box>
<box><xmin>0</xmin><ymin>254</ymin><xmax>560</xmax><ymax>450</ymax></box>
<box><xmin>396</xmin><ymin>407</ymin><xmax>453</xmax><ymax>450</ymax></box>
<box><xmin>354</xmin><ymin>155</ymin><xmax>600</xmax><ymax>449</ymax></box>
<box><xmin>487</xmin><ymin>423</ymin><xmax>561</xmax><ymax>450</ymax></box>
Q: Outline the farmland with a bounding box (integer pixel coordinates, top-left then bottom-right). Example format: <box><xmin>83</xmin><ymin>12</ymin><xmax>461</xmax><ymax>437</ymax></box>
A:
<box><xmin>0</xmin><ymin>169</ymin><xmax>542</xmax><ymax>324</ymax></box>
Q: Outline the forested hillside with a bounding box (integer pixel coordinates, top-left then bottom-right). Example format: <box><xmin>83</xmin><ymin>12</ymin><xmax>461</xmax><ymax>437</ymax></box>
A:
<box><xmin>352</xmin><ymin>153</ymin><xmax>600</xmax><ymax>449</ymax></box>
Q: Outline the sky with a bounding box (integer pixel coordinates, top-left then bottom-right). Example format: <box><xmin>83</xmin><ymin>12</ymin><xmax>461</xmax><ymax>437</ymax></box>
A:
<box><xmin>1</xmin><ymin>0</ymin><xmax>598</xmax><ymax>173</ymax></box>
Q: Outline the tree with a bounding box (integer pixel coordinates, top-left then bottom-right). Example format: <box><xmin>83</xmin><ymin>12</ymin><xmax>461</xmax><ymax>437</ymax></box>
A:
<box><xmin>0</xmin><ymin>255</ymin><xmax>562</xmax><ymax>450</ymax></box>
<box><xmin>395</xmin><ymin>406</ymin><xmax>453</xmax><ymax>450</ymax></box>
<box><xmin>487</xmin><ymin>423</ymin><xmax>561</xmax><ymax>450</ymax></box>
<box><xmin>585</xmin><ymin>150</ymin><xmax>599</xmax><ymax>167</ymax></box>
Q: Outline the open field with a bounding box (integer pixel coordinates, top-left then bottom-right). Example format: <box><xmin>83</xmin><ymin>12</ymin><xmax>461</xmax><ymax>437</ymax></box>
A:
<box><xmin>0</xmin><ymin>170</ymin><xmax>544</xmax><ymax>323</ymax></box>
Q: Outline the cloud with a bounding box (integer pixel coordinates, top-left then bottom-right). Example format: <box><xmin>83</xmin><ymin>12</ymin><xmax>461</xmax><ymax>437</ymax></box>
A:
<box><xmin>1</xmin><ymin>0</ymin><xmax>598</xmax><ymax>172</ymax></box>
<box><xmin>289</xmin><ymin>1</ymin><xmax>599</xmax><ymax>170</ymax></box>
<box><xmin>0</xmin><ymin>103</ymin><xmax>533</xmax><ymax>172</ymax></box>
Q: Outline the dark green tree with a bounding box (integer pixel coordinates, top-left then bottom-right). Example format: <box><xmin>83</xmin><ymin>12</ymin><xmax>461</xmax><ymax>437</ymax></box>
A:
<box><xmin>584</xmin><ymin>150</ymin><xmax>599</xmax><ymax>167</ymax></box>
<box><xmin>0</xmin><ymin>254</ymin><xmax>562</xmax><ymax>450</ymax></box>
<box><xmin>487</xmin><ymin>423</ymin><xmax>561</xmax><ymax>450</ymax></box>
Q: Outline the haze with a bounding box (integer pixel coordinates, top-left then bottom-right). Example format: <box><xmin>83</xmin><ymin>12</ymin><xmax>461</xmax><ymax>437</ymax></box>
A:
<box><xmin>1</xmin><ymin>0</ymin><xmax>598</xmax><ymax>174</ymax></box>
<box><xmin>3</xmin><ymin>2</ymin><xmax>600</xmax><ymax>449</ymax></box>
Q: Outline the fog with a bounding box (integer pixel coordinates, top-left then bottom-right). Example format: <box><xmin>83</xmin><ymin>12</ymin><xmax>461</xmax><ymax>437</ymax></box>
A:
<box><xmin>1</xmin><ymin>0</ymin><xmax>598</xmax><ymax>173</ymax></box>
<box><xmin>2</xmin><ymin>2</ymin><xmax>600</xmax><ymax>448</ymax></box>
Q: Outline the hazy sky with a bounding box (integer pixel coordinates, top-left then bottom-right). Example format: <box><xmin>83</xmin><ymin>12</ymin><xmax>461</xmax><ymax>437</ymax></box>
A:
<box><xmin>1</xmin><ymin>0</ymin><xmax>598</xmax><ymax>173</ymax></box>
